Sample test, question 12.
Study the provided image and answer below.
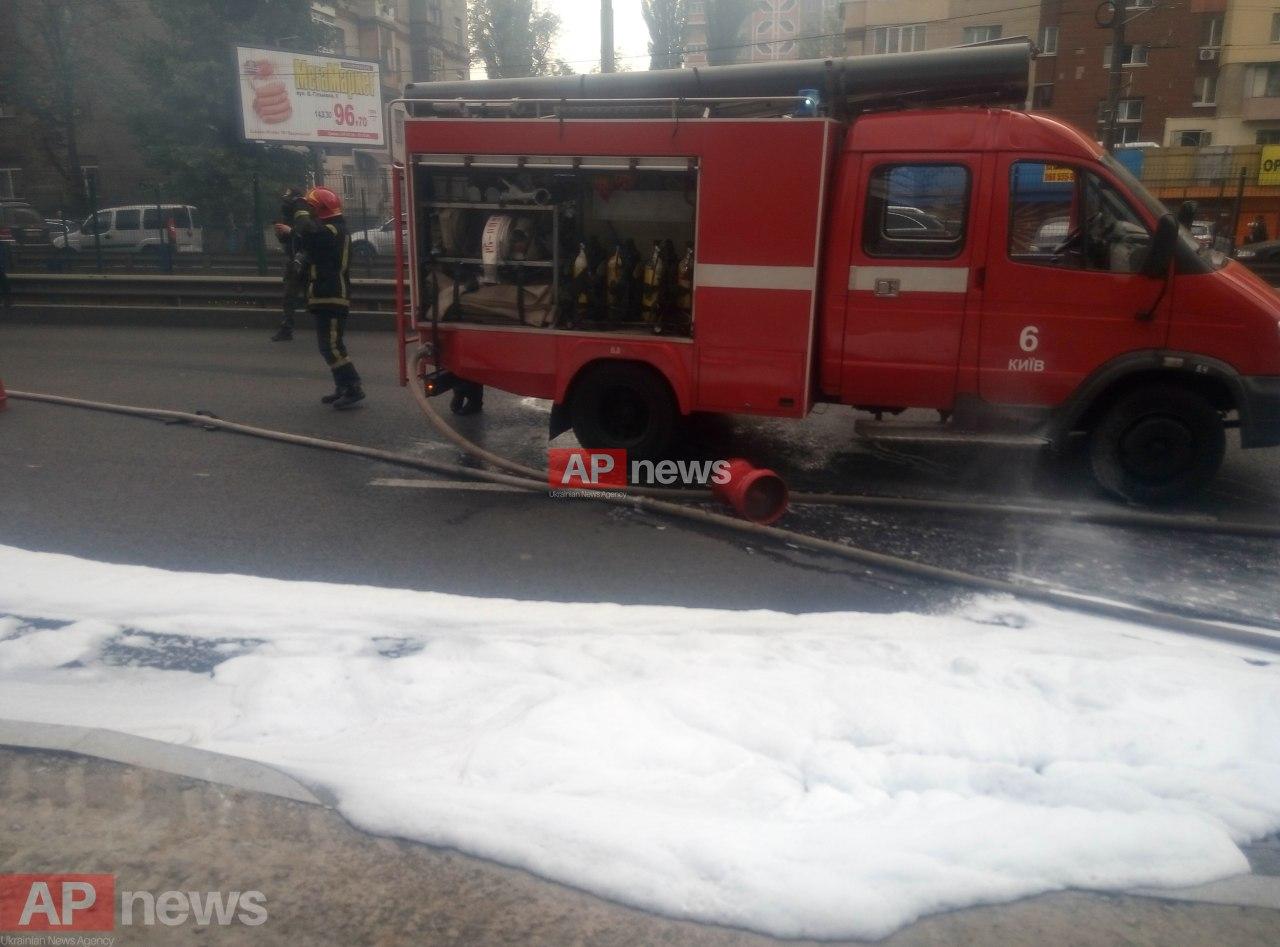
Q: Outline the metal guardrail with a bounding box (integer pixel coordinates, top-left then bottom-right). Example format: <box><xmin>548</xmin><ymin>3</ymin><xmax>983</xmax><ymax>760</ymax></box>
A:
<box><xmin>7</xmin><ymin>248</ymin><xmax>396</xmax><ymax>278</ymax></box>
<box><xmin>8</xmin><ymin>273</ymin><xmax>397</xmax><ymax>312</ymax></box>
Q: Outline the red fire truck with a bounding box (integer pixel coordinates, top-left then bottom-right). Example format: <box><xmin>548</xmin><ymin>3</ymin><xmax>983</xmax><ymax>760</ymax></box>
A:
<box><xmin>395</xmin><ymin>43</ymin><xmax>1280</xmax><ymax>503</ymax></box>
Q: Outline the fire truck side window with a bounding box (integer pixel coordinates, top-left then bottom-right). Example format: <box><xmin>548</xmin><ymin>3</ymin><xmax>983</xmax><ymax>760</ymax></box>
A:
<box><xmin>862</xmin><ymin>164</ymin><xmax>969</xmax><ymax>259</ymax></box>
<box><xmin>1009</xmin><ymin>161</ymin><xmax>1152</xmax><ymax>273</ymax></box>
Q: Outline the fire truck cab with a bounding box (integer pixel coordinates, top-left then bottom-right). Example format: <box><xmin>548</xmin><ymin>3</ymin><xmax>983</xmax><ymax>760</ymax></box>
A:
<box><xmin>398</xmin><ymin>44</ymin><xmax>1280</xmax><ymax>503</ymax></box>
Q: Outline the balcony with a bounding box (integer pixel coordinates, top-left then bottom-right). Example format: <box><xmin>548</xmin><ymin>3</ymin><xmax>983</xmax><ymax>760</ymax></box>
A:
<box><xmin>346</xmin><ymin>0</ymin><xmax>401</xmax><ymax>25</ymax></box>
<box><xmin>1244</xmin><ymin>97</ymin><xmax>1280</xmax><ymax>122</ymax></box>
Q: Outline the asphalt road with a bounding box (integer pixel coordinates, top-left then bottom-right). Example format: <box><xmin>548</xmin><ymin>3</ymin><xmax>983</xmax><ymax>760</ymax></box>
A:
<box><xmin>1</xmin><ymin>320</ymin><xmax>1277</xmax><ymax>627</ymax></box>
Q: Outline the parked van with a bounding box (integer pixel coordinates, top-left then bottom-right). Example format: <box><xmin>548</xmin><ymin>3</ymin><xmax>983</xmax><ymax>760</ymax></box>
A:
<box><xmin>55</xmin><ymin>205</ymin><xmax>202</xmax><ymax>253</ymax></box>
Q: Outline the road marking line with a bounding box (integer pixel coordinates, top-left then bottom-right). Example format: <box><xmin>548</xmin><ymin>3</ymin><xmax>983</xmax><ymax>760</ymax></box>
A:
<box><xmin>369</xmin><ymin>477</ymin><xmax>527</xmax><ymax>494</ymax></box>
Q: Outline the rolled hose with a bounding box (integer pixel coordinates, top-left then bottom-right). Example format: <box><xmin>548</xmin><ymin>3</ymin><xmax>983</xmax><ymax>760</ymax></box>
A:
<box><xmin>9</xmin><ymin>386</ymin><xmax>1280</xmax><ymax>653</ymax></box>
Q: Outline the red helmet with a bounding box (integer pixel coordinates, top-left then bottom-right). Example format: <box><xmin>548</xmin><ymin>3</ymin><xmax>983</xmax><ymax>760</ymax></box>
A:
<box><xmin>305</xmin><ymin>186</ymin><xmax>343</xmax><ymax>219</ymax></box>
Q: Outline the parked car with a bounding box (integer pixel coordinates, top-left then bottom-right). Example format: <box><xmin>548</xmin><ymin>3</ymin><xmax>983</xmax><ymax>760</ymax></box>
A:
<box><xmin>1232</xmin><ymin>238</ymin><xmax>1280</xmax><ymax>274</ymax></box>
<box><xmin>45</xmin><ymin>218</ymin><xmax>81</xmax><ymax>240</ymax></box>
<box><xmin>350</xmin><ymin>218</ymin><xmax>408</xmax><ymax>260</ymax></box>
<box><xmin>0</xmin><ymin>200</ymin><xmax>54</xmax><ymax>248</ymax></box>
<box><xmin>1190</xmin><ymin>220</ymin><xmax>1215</xmax><ymax>248</ymax></box>
<box><xmin>54</xmin><ymin>204</ymin><xmax>203</xmax><ymax>253</ymax></box>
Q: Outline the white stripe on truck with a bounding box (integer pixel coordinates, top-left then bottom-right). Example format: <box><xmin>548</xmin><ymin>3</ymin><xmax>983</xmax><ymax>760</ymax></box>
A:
<box><xmin>697</xmin><ymin>264</ymin><xmax>816</xmax><ymax>292</ymax></box>
<box><xmin>849</xmin><ymin>266</ymin><xmax>970</xmax><ymax>293</ymax></box>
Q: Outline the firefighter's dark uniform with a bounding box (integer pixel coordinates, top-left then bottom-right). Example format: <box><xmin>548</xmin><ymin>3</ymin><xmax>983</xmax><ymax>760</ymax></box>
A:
<box><xmin>272</xmin><ymin>224</ymin><xmax>307</xmax><ymax>340</ymax></box>
<box><xmin>292</xmin><ymin>205</ymin><xmax>363</xmax><ymax>404</ymax></box>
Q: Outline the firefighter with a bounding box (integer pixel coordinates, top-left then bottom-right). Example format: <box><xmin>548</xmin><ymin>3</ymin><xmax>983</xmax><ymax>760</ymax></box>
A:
<box><xmin>270</xmin><ymin>187</ymin><xmax>307</xmax><ymax>342</ymax></box>
<box><xmin>274</xmin><ymin>186</ymin><xmax>365</xmax><ymax>409</ymax></box>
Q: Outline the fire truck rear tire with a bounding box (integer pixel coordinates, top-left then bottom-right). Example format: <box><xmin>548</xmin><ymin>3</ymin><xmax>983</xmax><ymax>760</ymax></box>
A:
<box><xmin>569</xmin><ymin>363</ymin><xmax>676</xmax><ymax>461</ymax></box>
<box><xmin>1089</xmin><ymin>385</ymin><xmax>1225</xmax><ymax>504</ymax></box>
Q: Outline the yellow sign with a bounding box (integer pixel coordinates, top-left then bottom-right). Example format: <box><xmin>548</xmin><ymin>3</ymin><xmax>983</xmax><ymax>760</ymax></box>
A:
<box><xmin>1043</xmin><ymin>165</ymin><xmax>1076</xmax><ymax>183</ymax></box>
<box><xmin>1260</xmin><ymin>145</ymin><xmax>1280</xmax><ymax>185</ymax></box>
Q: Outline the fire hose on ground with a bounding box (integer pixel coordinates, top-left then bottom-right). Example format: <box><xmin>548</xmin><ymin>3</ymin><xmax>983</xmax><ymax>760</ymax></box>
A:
<box><xmin>6</xmin><ymin>382</ymin><xmax>1280</xmax><ymax>654</ymax></box>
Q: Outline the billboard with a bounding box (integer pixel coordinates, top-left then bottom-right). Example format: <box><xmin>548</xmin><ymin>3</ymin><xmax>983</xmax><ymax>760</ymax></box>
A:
<box><xmin>235</xmin><ymin>45</ymin><xmax>385</xmax><ymax>147</ymax></box>
<box><xmin>1260</xmin><ymin>145</ymin><xmax>1280</xmax><ymax>186</ymax></box>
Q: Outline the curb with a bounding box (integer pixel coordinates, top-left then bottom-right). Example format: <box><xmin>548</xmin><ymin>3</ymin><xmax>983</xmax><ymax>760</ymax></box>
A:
<box><xmin>0</xmin><ymin>718</ymin><xmax>333</xmax><ymax>807</ymax></box>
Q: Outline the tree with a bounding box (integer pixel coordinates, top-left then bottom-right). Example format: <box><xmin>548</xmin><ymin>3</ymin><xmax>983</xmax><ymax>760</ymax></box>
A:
<box><xmin>796</xmin><ymin>0</ymin><xmax>845</xmax><ymax>60</ymax></box>
<box><xmin>128</xmin><ymin>0</ymin><xmax>328</xmax><ymax>228</ymax></box>
<box><xmin>702</xmin><ymin>0</ymin><xmax>751</xmax><ymax>66</ymax></box>
<box><xmin>641</xmin><ymin>0</ymin><xmax>687</xmax><ymax>72</ymax></box>
<box><xmin>469</xmin><ymin>0</ymin><xmax>564</xmax><ymax>79</ymax></box>
<box><xmin>1</xmin><ymin>0</ymin><xmax>123</xmax><ymax>213</ymax></box>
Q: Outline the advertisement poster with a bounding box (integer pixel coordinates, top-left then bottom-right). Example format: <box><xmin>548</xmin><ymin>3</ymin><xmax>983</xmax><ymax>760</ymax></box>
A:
<box><xmin>235</xmin><ymin>45</ymin><xmax>385</xmax><ymax>147</ymax></box>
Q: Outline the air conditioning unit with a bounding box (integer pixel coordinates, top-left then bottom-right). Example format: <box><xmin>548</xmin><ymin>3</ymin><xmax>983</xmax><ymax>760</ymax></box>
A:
<box><xmin>1199</xmin><ymin>47</ymin><xmax>1218</xmax><ymax>61</ymax></box>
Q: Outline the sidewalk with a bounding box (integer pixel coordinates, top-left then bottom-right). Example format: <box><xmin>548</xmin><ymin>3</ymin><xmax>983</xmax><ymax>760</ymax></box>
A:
<box><xmin>0</xmin><ymin>746</ymin><xmax>1277</xmax><ymax>946</ymax></box>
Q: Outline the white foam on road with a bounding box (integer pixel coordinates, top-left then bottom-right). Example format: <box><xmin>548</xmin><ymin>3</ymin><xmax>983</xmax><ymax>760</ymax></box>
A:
<box><xmin>1</xmin><ymin>543</ymin><xmax>1278</xmax><ymax>940</ymax></box>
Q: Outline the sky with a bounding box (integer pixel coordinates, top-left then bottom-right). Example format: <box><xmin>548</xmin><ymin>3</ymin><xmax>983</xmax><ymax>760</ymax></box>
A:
<box><xmin>550</xmin><ymin>0</ymin><xmax>653</xmax><ymax>73</ymax></box>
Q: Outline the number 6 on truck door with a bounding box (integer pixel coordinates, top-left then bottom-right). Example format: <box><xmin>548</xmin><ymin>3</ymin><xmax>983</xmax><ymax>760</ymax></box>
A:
<box><xmin>979</xmin><ymin>158</ymin><xmax>1169</xmax><ymax>404</ymax></box>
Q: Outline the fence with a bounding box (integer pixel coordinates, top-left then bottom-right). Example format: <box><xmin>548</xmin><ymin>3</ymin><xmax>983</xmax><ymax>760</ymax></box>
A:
<box><xmin>5</xmin><ymin>165</ymin><xmax>400</xmax><ymax>274</ymax></box>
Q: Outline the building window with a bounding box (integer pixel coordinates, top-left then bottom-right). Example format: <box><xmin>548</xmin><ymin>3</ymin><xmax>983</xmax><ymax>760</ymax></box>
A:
<box><xmin>1176</xmin><ymin>130</ymin><xmax>1211</xmax><ymax>146</ymax></box>
<box><xmin>0</xmin><ymin>168</ymin><xmax>18</xmax><ymax>200</ymax></box>
<box><xmin>1194</xmin><ymin>74</ymin><xmax>1217</xmax><ymax>106</ymax></box>
<box><xmin>1100</xmin><ymin>98</ymin><xmax>1143</xmax><ymax>123</ymax></box>
<box><xmin>1038</xmin><ymin>26</ymin><xmax>1058</xmax><ymax>56</ymax></box>
<box><xmin>1205</xmin><ymin>15</ymin><xmax>1223</xmax><ymax>47</ymax></box>
<box><xmin>1248</xmin><ymin>63</ymin><xmax>1280</xmax><ymax>98</ymax></box>
<box><xmin>428</xmin><ymin>47</ymin><xmax>444</xmax><ymax>80</ymax></box>
<box><xmin>1258</xmin><ymin>129</ymin><xmax>1280</xmax><ymax>144</ymax></box>
<box><xmin>863</xmin><ymin>164</ymin><xmax>970</xmax><ymax>259</ymax></box>
<box><xmin>962</xmin><ymin>25</ymin><xmax>1002</xmax><ymax>44</ymax></box>
<box><xmin>1115</xmin><ymin>125</ymin><xmax>1143</xmax><ymax>144</ymax></box>
<box><xmin>1272</xmin><ymin>13</ymin><xmax>1280</xmax><ymax>43</ymax></box>
<box><xmin>1033</xmin><ymin>83</ymin><xmax>1054</xmax><ymax>108</ymax></box>
<box><xmin>1103</xmin><ymin>43</ymin><xmax>1148</xmax><ymax>67</ymax></box>
<box><xmin>869</xmin><ymin>24</ymin><xmax>926</xmax><ymax>55</ymax></box>
<box><xmin>1117</xmin><ymin>98</ymin><xmax>1143</xmax><ymax>122</ymax></box>
<box><xmin>454</xmin><ymin>16</ymin><xmax>464</xmax><ymax>47</ymax></box>
<box><xmin>341</xmin><ymin>171</ymin><xmax>355</xmax><ymax>197</ymax></box>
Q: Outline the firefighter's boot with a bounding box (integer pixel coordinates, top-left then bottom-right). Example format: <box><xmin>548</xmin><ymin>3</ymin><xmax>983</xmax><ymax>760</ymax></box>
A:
<box><xmin>270</xmin><ymin>325</ymin><xmax>293</xmax><ymax>342</ymax></box>
<box><xmin>331</xmin><ymin>385</ymin><xmax>366</xmax><ymax>410</ymax></box>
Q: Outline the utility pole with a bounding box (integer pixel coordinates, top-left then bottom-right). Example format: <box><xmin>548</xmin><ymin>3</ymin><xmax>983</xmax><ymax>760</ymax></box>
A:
<box><xmin>601</xmin><ymin>0</ymin><xmax>615</xmax><ymax>73</ymax></box>
<box><xmin>1099</xmin><ymin>0</ymin><xmax>1126</xmax><ymax>154</ymax></box>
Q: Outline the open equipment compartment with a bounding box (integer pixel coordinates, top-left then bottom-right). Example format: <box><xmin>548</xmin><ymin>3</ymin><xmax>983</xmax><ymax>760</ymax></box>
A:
<box><xmin>415</xmin><ymin>154</ymin><xmax>698</xmax><ymax>337</ymax></box>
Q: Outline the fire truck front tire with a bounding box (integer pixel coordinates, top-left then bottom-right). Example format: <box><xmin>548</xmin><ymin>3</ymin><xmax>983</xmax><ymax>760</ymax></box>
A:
<box><xmin>1089</xmin><ymin>385</ymin><xmax>1225</xmax><ymax>504</ymax></box>
<box><xmin>569</xmin><ymin>363</ymin><xmax>676</xmax><ymax>461</ymax></box>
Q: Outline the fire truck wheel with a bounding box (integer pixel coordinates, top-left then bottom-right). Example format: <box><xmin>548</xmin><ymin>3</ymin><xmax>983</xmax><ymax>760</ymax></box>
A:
<box><xmin>1089</xmin><ymin>385</ymin><xmax>1225</xmax><ymax>504</ymax></box>
<box><xmin>570</xmin><ymin>363</ymin><xmax>676</xmax><ymax>461</ymax></box>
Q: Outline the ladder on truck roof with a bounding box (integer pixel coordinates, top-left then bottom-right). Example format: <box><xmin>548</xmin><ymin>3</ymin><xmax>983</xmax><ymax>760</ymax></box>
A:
<box><xmin>400</xmin><ymin>41</ymin><xmax>1033</xmax><ymax>121</ymax></box>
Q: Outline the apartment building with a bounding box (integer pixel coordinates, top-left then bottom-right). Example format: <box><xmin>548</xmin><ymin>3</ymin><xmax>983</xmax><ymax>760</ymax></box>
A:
<box><xmin>685</xmin><ymin>0</ymin><xmax>840</xmax><ymax>67</ymax></box>
<box><xmin>841</xmin><ymin>0</ymin><xmax>1039</xmax><ymax>60</ymax></box>
<box><xmin>837</xmin><ymin>0</ymin><xmax>1229</xmax><ymax>149</ymax></box>
<box><xmin>1036</xmin><ymin>0</ymin><xmax>1220</xmax><ymax>147</ymax></box>
<box><xmin>312</xmin><ymin>0</ymin><xmax>466</xmax><ymax>218</ymax></box>
<box><xmin>1165</xmin><ymin>0</ymin><xmax>1280</xmax><ymax>147</ymax></box>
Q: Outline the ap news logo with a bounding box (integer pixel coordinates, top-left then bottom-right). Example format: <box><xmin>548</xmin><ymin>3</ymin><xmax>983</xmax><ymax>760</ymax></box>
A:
<box><xmin>548</xmin><ymin>448</ymin><xmax>628</xmax><ymax>489</ymax></box>
<box><xmin>548</xmin><ymin>448</ymin><xmax>732</xmax><ymax>494</ymax></box>
<box><xmin>0</xmin><ymin>874</ymin><xmax>267</xmax><ymax>935</ymax></box>
<box><xmin>0</xmin><ymin>875</ymin><xmax>114</xmax><ymax>932</ymax></box>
